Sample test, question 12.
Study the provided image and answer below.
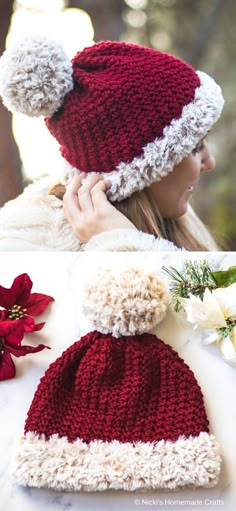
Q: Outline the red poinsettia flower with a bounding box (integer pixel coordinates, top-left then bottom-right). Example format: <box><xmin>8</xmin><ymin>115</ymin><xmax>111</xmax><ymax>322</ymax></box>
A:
<box><xmin>0</xmin><ymin>320</ymin><xmax>49</xmax><ymax>381</ymax></box>
<box><xmin>0</xmin><ymin>273</ymin><xmax>54</xmax><ymax>332</ymax></box>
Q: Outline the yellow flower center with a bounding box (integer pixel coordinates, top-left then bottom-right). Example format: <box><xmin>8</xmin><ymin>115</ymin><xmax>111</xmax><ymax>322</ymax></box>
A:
<box><xmin>7</xmin><ymin>304</ymin><xmax>26</xmax><ymax>320</ymax></box>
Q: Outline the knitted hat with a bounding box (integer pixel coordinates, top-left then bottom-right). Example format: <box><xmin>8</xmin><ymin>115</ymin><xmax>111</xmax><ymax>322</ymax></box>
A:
<box><xmin>13</xmin><ymin>268</ymin><xmax>221</xmax><ymax>491</ymax></box>
<box><xmin>0</xmin><ymin>37</ymin><xmax>224</xmax><ymax>201</ymax></box>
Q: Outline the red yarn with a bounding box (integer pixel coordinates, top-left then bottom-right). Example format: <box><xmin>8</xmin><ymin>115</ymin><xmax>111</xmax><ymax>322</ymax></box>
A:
<box><xmin>25</xmin><ymin>331</ymin><xmax>209</xmax><ymax>444</ymax></box>
<box><xmin>46</xmin><ymin>41</ymin><xmax>200</xmax><ymax>174</ymax></box>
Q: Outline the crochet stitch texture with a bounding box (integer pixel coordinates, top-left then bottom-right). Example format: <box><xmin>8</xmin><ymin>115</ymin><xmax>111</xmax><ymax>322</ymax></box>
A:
<box><xmin>25</xmin><ymin>332</ymin><xmax>209</xmax><ymax>443</ymax></box>
<box><xmin>13</xmin><ymin>267</ymin><xmax>221</xmax><ymax>492</ymax></box>
<box><xmin>46</xmin><ymin>42</ymin><xmax>200</xmax><ymax>174</ymax></box>
<box><xmin>0</xmin><ymin>37</ymin><xmax>224</xmax><ymax>200</ymax></box>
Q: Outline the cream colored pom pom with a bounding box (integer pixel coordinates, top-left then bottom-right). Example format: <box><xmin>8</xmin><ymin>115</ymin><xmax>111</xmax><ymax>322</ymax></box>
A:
<box><xmin>0</xmin><ymin>36</ymin><xmax>73</xmax><ymax>117</ymax></box>
<box><xmin>83</xmin><ymin>267</ymin><xmax>169</xmax><ymax>337</ymax></box>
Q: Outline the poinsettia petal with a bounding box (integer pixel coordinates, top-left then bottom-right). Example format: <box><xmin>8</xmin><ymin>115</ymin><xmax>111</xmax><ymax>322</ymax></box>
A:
<box><xmin>34</xmin><ymin>322</ymin><xmax>45</xmax><ymax>331</ymax></box>
<box><xmin>22</xmin><ymin>316</ymin><xmax>37</xmax><ymax>332</ymax></box>
<box><xmin>24</xmin><ymin>293</ymin><xmax>54</xmax><ymax>316</ymax></box>
<box><xmin>0</xmin><ymin>283</ymin><xmax>16</xmax><ymax>309</ymax></box>
<box><xmin>201</xmin><ymin>329</ymin><xmax>219</xmax><ymax>345</ymax></box>
<box><xmin>8</xmin><ymin>273</ymin><xmax>33</xmax><ymax>307</ymax></box>
<box><xmin>0</xmin><ymin>320</ymin><xmax>25</xmax><ymax>344</ymax></box>
<box><xmin>0</xmin><ymin>350</ymin><xmax>16</xmax><ymax>381</ymax></box>
<box><xmin>213</xmin><ymin>284</ymin><xmax>236</xmax><ymax>319</ymax></box>
<box><xmin>0</xmin><ymin>310</ymin><xmax>7</xmax><ymax>320</ymax></box>
<box><xmin>5</xmin><ymin>342</ymin><xmax>50</xmax><ymax>357</ymax></box>
<box><xmin>218</xmin><ymin>335</ymin><xmax>236</xmax><ymax>361</ymax></box>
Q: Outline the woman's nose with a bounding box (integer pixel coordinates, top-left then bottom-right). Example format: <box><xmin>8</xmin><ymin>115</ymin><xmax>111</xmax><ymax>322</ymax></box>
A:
<box><xmin>201</xmin><ymin>144</ymin><xmax>216</xmax><ymax>172</ymax></box>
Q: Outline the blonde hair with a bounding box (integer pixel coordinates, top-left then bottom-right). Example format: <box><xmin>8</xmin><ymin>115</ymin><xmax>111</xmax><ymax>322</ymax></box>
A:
<box><xmin>113</xmin><ymin>188</ymin><xmax>219</xmax><ymax>251</ymax></box>
<box><xmin>50</xmin><ymin>183</ymin><xmax>219</xmax><ymax>251</ymax></box>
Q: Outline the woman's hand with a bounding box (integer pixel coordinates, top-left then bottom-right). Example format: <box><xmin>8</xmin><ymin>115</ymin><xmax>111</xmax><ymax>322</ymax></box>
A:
<box><xmin>63</xmin><ymin>174</ymin><xmax>136</xmax><ymax>242</ymax></box>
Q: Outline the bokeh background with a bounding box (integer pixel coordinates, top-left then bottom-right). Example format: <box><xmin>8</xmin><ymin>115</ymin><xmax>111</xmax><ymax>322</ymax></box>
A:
<box><xmin>0</xmin><ymin>0</ymin><xmax>235</xmax><ymax>248</ymax></box>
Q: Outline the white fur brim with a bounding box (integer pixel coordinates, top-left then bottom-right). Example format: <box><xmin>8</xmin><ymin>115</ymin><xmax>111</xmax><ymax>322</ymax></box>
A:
<box><xmin>84</xmin><ymin>228</ymin><xmax>182</xmax><ymax>252</ymax></box>
<box><xmin>13</xmin><ymin>431</ymin><xmax>221</xmax><ymax>492</ymax></box>
<box><xmin>62</xmin><ymin>71</ymin><xmax>224</xmax><ymax>202</ymax></box>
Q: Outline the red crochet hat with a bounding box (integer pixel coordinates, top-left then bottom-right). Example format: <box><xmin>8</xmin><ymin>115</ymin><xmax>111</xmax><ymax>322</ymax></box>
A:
<box><xmin>0</xmin><ymin>37</ymin><xmax>224</xmax><ymax>201</ymax></box>
<box><xmin>13</xmin><ymin>268</ymin><xmax>221</xmax><ymax>491</ymax></box>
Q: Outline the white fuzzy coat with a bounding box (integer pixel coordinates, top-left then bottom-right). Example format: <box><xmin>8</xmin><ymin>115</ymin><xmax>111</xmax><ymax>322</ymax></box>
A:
<box><xmin>0</xmin><ymin>181</ymin><xmax>180</xmax><ymax>252</ymax></box>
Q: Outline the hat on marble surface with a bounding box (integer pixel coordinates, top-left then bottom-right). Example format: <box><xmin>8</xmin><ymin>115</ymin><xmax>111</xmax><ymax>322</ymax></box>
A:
<box><xmin>13</xmin><ymin>267</ymin><xmax>221</xmax><ymax>492</ymax></box>
<box><xmin>0</xmin><ymin>36</ymin><xmax>224</xmax><ymax>202</ymax></box>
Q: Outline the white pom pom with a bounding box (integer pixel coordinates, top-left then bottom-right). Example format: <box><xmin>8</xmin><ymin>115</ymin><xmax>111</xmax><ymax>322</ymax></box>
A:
<box><xmin>83</xmin><ymin>268</ymin><xmax>169</xmax><ymax>337</ymax></box>
<box><xmin>0</xmin><ymin>36</ymin><xmax>73</xmax><ymax>117</ymax></box>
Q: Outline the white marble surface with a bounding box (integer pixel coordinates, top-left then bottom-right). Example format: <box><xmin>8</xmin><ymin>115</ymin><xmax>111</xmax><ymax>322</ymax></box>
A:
<box><xmin>0</xmin><ymin>251</ymin><xmax>236</xmax><ymax>511</ymax></box>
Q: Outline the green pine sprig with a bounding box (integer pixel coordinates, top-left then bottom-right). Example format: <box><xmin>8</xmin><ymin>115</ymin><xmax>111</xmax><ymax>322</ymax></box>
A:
<box><xmin>162</xmin><ymin>260</ymin><xmax>218</xmax><ymax>312</ymax></box>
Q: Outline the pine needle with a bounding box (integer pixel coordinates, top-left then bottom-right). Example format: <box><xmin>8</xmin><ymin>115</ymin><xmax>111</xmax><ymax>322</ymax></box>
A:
<box><xmin>162</xmin><ymin>260</ymin><xmax>218</xmax><ymax>311</ymax></box>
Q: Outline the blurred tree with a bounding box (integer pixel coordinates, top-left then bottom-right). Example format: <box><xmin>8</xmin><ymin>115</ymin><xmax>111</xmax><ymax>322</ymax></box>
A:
<box><xmin>0</xmin><ymin>0</ymin><xmax>23</xmax><ymax>206</ymax></box>
<box><xmin>67</xmin><ymin>0</ymin><xmax>125</xmax><ymax>41</ymax></box>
